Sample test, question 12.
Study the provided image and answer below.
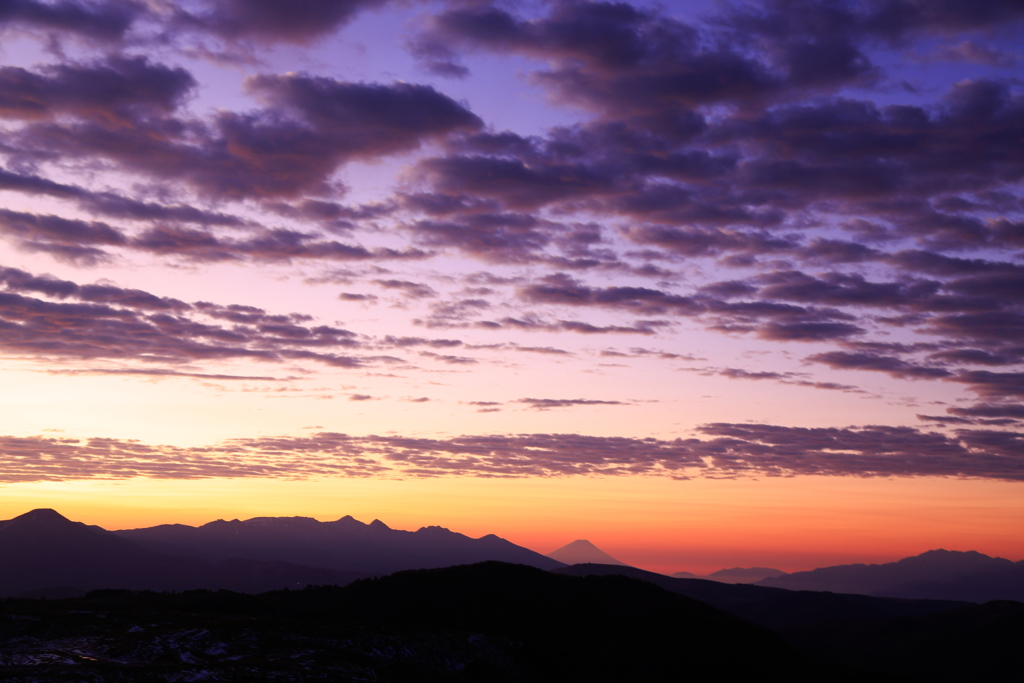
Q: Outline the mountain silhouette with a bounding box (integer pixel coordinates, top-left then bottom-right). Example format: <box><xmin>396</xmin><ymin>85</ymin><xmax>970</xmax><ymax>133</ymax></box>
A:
<box><xmin>755</xmin><ymin>549</ymin><xmax>1024</xmax><ymax>602</ymax></box>
<box><xmin>0</xmin><ymin>509</ymin><xmax>555</xmax><ymax>596</ymax></box>
<box><xmin>114</xmin><ymin>514</ymin><xmax>564</xmax><ymax>574</ymax></box>
<box><xmin>546</xmin><ymin>539</ymin><xmax>626</xmax><ymax>566</ymax></box>
<box><xmin>0</xmin><ymin>509</ymin><xmax>163</xmax><ymax>595</ymax></box>
<box><xmin>672</xmin><ymin>566</ymin><xmax>788</xmax><ymax>583</ymax></box>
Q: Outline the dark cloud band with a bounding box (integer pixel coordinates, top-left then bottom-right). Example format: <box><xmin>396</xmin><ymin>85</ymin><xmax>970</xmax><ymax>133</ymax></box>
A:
<box><xmin>1</xmin><ymin>421</ymin><xmax>1022</xmax><ymax>483</ymax></box>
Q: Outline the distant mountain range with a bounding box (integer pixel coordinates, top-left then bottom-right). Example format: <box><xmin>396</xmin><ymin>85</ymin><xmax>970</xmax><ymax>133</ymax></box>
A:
<box><xmin>546</xmin><ymin>539</ymin><xmax>627</xmax><ymax>566</ymax></box>
<box><xmin>113</xmin><ymin>513</ymin><xmax>563</xmax><ymax>574</ymax></box>
<box><xmin>753</xmin><ymin>549</ymin><xmax>1024</xmax><ymax>602</ymax></box>
<box><xmin>545</xmin><ymin>542</ymin><xmax>786</xmax><ymax>583</ymax></box>
<box><xmin>668</xmin><ymin>550</ymin><xmax>1024</xmax><ymax>600</ymax></box>
<box><xmin>3</xmin><ymin>509</ymin><xmax>1022</xmax><ymax>605</ymax></box>
<box><xmin>3</xmin><ymin>509</ymin><xmax>1024</xmax><ymax>681</ymax></box>
<box><xmin>673</xmin><ymin>566</ymin><xmax>788</xmax><ymax>583</ymax></box>
<box><xmin>0</xmin><ymin>509</ymin><xmax>562</xmax><ymax>597</ymax></box>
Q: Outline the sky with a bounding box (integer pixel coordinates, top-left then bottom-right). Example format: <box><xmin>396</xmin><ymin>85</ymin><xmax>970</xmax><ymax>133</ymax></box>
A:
<box><xmin>0</xmin><ymin>0</ymin><xmax>1022</xmax><ymax>575</ymax></box>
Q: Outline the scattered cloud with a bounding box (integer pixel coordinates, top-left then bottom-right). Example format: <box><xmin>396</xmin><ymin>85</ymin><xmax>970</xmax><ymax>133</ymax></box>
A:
<box><xmin>3</xmin><ymin>421</ymin><xmax>1023</xmax><ymax>483</ymax></box>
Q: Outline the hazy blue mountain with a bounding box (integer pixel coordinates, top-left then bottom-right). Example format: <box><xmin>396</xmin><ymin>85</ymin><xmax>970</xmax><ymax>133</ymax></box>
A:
<box><xmin>114</xmin><ymin>513</ymin><xmax>565</xmax><ymax>574</ymax></box>
<box><xmin>755</xmin><ymin>549</ymin><xmax>1024</xmax><ymax>602</ymax></box>
<box><xmin>706</xmin><ymin>566</ymin><xmax>788</xmax><ymax>583</ymax></box>
<box><xmin>672</xmin><ymin>566</ymin><xmax>788</xmax><ymax>583</ymax></box>
<box><xmin>546</xmin><ymin>539</ymin><xmax>627</xmax><ymax>566</ymax></box>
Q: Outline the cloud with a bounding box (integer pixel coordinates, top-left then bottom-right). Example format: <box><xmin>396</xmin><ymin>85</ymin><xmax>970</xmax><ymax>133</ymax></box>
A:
<box><xmin>623</xmin><ymin>225</ymin><xmax>795</xmax><ymax>258</ymax></box>
<box><xmin>0</xmin><ymin>266</ymin><xmax>396</xmax><ymax>369</ymax></box>
<box><xmin>416</xmin><ymin>155</ymin><xmax>616</xmax><ymax>209</ymax></box>
<box><xmin>0</xmin><ymin>167</ymin><xmax>250</xmax><ymax>227</ymax></box>
<box><xmin>9</xmin><ymin>73</ymin><xmax>481</xmax><ymax>201</ymax></box>
<box><xmin>687</xmin><ymin>366</ymin><xmax>862</xmax><ymax>392</ymax></box>
<box><xmin>382</xmin><ymin>335</ymin><xmax>462</xmax><ymax>349</ymax></box>
<box><xmin>949</xmin><ymin>403</ymin><xmax>1024</xmax><ymax>419</ymax></box>
<box><xmin>0</xmin><ymin>55</ymin><xmax>195</xmax><ymax>123</ymax></box>
<box><xmin>49</xmin><ymin>367</ymin><xmax>283</xmax><ymax>381</ymax></box>
<box><xmin>176</xmin><ymin>0</ymin><xmax>389</xmax><ymax>44</ymax></box>
<box><xmin>516</xmin><ymin>398</ymin><xmax>625</xmax><ymax>410</ymax></box>
<box><xmin>950</xmin><ymin>371</ymin><xmax>1024</xmax><ymax>399</ymax></box>
<box><xmin>520</xmin><ymin>273</ymin><xmax>706</xmax><ymax>316</ymax></box>
<box><xmin>0</xmin><ymin>207</ymin><xmax>429</xmax><ymax>264</ymax></box>
<box><xmin>516</xmin><ymin>273</ymin><xmax>866</xmax><ymax>342</ymax></box>
<box><xmin>417</xmin><ymin>1</ymin><xmax>780</xmax><ymax>117</ymax></box>
<box><xmin>919</xmin><ymin>41</ymin><xmax>1019</xmax><ymax>68</ymax></box>
<box><xmin>0</xmin><ymin>0</ymin><xmax>1021</xmax><ymax>491</ymax></box>
<box><xmin>373</xmin><ymin>279</ymin><xmax>437</xmax><ymax>298</ymax></box>
<box><xmin>513</xmin><ymin>345</ymin><xmax>571</xmax><ymax>355</ymax></box>
<box><xmin>3</xmin><ymin>421</ymin><xmax>1024</xmax><ymax>482</ymax></box>
<box><xmin>808</xmin><ymin>351</ymin><xmax>952</xmax><ymax>379</ymax></box>
<box><xmin>0</xmin><ymin>209</ymin><xmax>128</xmax><ymax>255</ymax></box>
<box><xmin>407</xmin><ymin>211</ymin><xmax>560</xmax><ymax>262</ymax></box>
<box><xmin>0</xmin><ymin>0</ymin><xmax>143</xmax><ymax>42</ymax></box>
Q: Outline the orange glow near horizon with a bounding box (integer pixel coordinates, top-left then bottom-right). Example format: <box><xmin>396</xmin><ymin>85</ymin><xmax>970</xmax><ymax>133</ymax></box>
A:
<box><xmin>3</xmin><ymin>474</ymin><xmax>1021</xmax><ymax>576</ymax></box>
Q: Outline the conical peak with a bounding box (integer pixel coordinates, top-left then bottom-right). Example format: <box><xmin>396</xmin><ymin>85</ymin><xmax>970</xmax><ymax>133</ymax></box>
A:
<box><xmin>15</xmin><ymin>508</ymin><xmax>72</xmax><ymax>523</ymax></box>
<box><xmin>547</xmin><ymin>539</ymin><xmax>627</xmax><ymax>566</ymax></box>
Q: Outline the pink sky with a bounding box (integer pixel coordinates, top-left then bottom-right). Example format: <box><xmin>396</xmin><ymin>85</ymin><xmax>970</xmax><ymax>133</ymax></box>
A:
<box><xmin>0</xmin><ymin>0</ymin><xmax>1022</xmax><ymax>573</ymax></box>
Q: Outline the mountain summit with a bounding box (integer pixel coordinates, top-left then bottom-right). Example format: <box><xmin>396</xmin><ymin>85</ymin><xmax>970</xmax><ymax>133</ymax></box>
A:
<box><xmin>547</xmin><ymin>539</ymin><xmax>627</xmax><ymax>566</ymax></box>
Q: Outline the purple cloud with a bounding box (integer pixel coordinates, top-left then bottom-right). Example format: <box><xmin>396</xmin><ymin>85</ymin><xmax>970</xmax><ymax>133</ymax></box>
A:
<box><xmin>3</xmin><ymin>421</ymin><xmax>1024</xmax><ymax>483</ymax></box>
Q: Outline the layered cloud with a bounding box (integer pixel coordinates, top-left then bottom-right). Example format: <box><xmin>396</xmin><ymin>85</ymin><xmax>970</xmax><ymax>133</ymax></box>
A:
<box><xmin>0</xmin><ymin>0</ymin><xmax>1021</xmax><ymax>487</ymax></box>
<box><xmin>2</xmin><ymin>422</ymin><xmax>1022</xmax><ymax>483</ymax></box>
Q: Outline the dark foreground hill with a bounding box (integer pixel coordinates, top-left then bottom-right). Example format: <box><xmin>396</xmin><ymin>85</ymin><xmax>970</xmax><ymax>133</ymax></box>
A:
<box><xmin>0</xmin><ymin>562</ymin><xmax>857</xmax><ymax>683</ymax></box>
<box><xmin>114</xmin><ymin>514</ymin><xmax>563</xmax><ymax>574</ymax></box>
<box><xmin>1</xmin><ymin>561</ymin><xmax>1019</xmax><ymax>682</ymax></box>
<box><xmin>555</xmin><ymin>563</ymin><xmax>969</xmax><ymax>631</ymax></box>
<box><xmin>558</xmin><ymin>564</ymin><xmax>1023</xmax><ymax>682</ymax></box>
<box><xmin>787</xmin><ymin>599</ymin><xmax>1024</xmax><ymax>682</ymax></box>
<box><xmin>754</xmin><ymin>549</ymin><xmax>1024</xmax><ymax>602</ymax></box>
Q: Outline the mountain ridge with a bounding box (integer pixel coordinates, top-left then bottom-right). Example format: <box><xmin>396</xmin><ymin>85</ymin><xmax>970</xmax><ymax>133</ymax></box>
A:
<box><xmin>672</xmin><ymin>566</ymin><xmax>788</xmax><ymax>583</ymax></box>
<box><xmin>0</xmin><ymin>508</ymin><xmax>561</xmax><ymax>597</ymax></box>
<box><xmin>114</xmin><ymin>512</ymin><xmax>563</xmax><ymax>574</ymax></box>
<box><xmin>755</xmin><ymin>549</ymin><xmax>1024</xmax><ymax>602</ymax></box>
